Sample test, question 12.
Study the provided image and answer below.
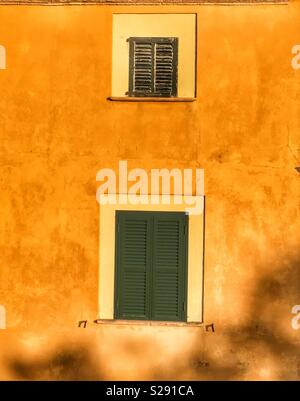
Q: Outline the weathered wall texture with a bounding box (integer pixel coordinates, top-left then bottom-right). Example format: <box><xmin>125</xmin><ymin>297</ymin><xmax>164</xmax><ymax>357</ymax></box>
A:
<box><xmin>0</xmin><ymin>1</ymin><xmax>287</xmax><ymax>4</ymax></box>
<box><xmin>0</xmin><ymin>2</ymin><xmax>299</xmax><ymax>380</ymax></box>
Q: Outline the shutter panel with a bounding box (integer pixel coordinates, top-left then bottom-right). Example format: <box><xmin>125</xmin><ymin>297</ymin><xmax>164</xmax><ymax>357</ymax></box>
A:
<box><xmin>132</xmin><ymin>41</ymin><xmax>153</xmax><ymax>95</ymax></box>
<box><xmin>152</xmin><ymin>213</ymin><xmax>187</xmax><ymax>322</ymax></box>
<box><xmin>115</xmin><ymin>212</ymin><xmax>151</xmax><ymax>320</ymax></box>
<box><xmin>154</xmin><ymin>40</ymin><xmax>178</xmax><ymax>97</ymax></box>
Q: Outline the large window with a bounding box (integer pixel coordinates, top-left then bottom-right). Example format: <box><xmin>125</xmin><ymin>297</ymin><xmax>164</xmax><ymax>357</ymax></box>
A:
<box><xmin>114</xmin><ymin>211</ymin><xmax>188</xmax><ymax>322</ymax></box>
<box><xmin>98</xmin><ymin>196</ymin><xmax>204</xmax><ymax>323</ymax></box>
<box><xmin>128</xmin><ymin>37</ymin><xmax>178</xmax><ymax>98</ymax></box>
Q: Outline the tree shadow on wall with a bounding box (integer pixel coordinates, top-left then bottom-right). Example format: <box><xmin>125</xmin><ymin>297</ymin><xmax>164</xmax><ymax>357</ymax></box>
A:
<box><xmin>7</xmin><ymin>344</ymin><xmax>102</xmax><ymax>381</ymax></box>
<box><xmin>188</xmin><ymin>252</ymin><xmax>300</xmax><ymax>380</ymax></box>
<box><xmin>5</xmin><ymin>253</ymin><xmax>300</xmax><ymax>381</ymax></box>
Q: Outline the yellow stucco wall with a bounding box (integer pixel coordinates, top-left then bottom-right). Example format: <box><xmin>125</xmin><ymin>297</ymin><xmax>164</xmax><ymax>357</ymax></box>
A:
<box><xmin>0</xmin><ymin>2</ymin><xmax>299</xmax><ymax>380</ymax></box>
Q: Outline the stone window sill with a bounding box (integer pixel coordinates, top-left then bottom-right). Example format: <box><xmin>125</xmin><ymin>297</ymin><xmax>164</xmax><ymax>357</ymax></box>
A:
<box><xmin>94</xmin><ymin>319</ymin><xmax>204</xmax><ymax>327</ymax></box>
<box><xmin>107</xmin><ymin>97</ymin><xmax>196</xmax><ymax>102</ymax></box>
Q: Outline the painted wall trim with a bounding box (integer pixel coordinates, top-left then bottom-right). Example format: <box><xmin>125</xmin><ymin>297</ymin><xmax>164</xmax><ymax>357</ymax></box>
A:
<box><xmin>0</xmin><ymin>1</ymin><xmax>289</xmax><ymax>5</ymax></box>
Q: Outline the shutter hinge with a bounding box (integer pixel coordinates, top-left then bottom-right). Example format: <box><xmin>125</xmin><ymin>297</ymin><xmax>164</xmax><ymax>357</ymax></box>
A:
<box><xmin>117</xmin><ymin>223</ymin><xmax>120</xmax><ymax>233</ymax></box>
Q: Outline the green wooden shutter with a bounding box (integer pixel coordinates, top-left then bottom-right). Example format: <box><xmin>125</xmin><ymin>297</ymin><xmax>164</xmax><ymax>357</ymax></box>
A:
<box><xmin>152</xmin><ymin>213</ymin><xmax>187</xmax><ymax>322</ymax></box>
<box><xmin>154</xmin><ymin>39</ymin><xmax>178</xmax><ymax>97</ymax></box>
<box><xmin>115</xmin><ymin>211</ymin><xmax>188</xmax><ymax>322</ymax></box>
<box><xmin>128</xmin><ymin>37</ymin><xmax>178</xmax><ymax>98</ymax></box>
<box><xmin>115</xmin><ymin>212</ymin><xmax>151</xmax><ymax>320</ymax></box>
<box><xmin>129</xmin><ymin>40</ymin><xmax>153</xmax><ymax>96</ymax></box>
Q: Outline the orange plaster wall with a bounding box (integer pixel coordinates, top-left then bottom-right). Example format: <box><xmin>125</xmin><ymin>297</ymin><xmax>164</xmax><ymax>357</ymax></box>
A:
<box><xmin>0</xmin><ymin>2</ymin><xmax>299</xmax><ymax>380</ymax></box>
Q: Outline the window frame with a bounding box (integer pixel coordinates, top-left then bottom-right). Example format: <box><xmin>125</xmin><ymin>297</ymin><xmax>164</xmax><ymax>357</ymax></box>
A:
<box><xmin>98</xmin><ymin>195</ymin><xmax>205</xmax><ymax>324</ymax></box>
<box><xmin>127</xmin><ymin>37</ymin><xmax>178</xmax><ymax>98</ymax></box>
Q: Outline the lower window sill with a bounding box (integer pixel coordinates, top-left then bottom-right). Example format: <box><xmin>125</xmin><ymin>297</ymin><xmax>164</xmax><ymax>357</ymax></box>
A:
<box><xmin>107</xmin><ymin>97</ymin><xmax>196</xmax><ymax>103</ymax></box>
<box><xmin>94</xmin><ymin>319</ymin><xmax>203</xmax><ymax>327</ymax></box>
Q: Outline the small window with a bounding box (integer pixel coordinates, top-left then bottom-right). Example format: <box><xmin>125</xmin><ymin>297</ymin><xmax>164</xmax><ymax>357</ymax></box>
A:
<box><xmin>127</xmin><ymin>37</ymin><xmax>178</xmax><ymax>98</ymax></box>
<box><xmin>115</xmin><ymin>211</ymin><xmax>188</xmax><ymax>322</ymax></box>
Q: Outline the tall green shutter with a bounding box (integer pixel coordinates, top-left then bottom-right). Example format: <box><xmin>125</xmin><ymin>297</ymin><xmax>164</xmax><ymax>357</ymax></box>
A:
<box><xmin>115</xmin><ymin>211</ymin><xmax>188</xmax><ymax>322</ymax></box>
<box><xmin>115</xmin><ymin>212</ymin><xmax>151</xmax><ymax>320</ymax></box>
<box><xmin>152</xmin><ymin>214</ymin><xmax>187</xmax><ymax>321</ymax></box>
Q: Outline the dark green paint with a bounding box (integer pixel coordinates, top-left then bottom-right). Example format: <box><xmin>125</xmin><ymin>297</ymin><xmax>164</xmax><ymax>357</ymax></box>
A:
<box><xmin>114</xmin><ymin>211</ymin><xmax>188</xmax><ymax>322</ymax></box>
